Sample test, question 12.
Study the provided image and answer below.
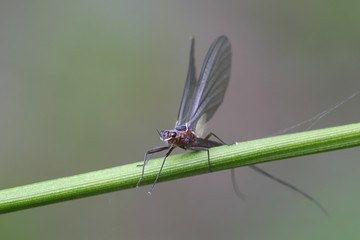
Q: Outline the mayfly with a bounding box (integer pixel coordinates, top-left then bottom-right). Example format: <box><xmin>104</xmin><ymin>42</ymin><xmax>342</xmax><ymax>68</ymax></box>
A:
<box><xmin>136</xmin><ymin>36</ymin><xmax>230</xmax><ymax>194</ymax></box>
<box><xmin>136</xmin><ymin>35</ymin><xmax>327</xmax><ymax>214</ymax></box>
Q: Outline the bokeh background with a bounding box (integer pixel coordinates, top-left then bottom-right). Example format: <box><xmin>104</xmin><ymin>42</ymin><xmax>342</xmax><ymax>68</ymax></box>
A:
<box><xmin>1</xmin><ymin>1</ymin><xmax>359</xmax><ymax>239</ymax></box>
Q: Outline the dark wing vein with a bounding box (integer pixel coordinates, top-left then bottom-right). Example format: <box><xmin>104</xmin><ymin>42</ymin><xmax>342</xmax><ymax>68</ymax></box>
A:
<box><xmin>176</xmin><ymin>37</ymin><xmax>197</xmax><ymax>126</ymax></box>
<box><xmin>186</xmin><ymin>35</ymin><xmax>232</xmax><ymax>132</ymax></box>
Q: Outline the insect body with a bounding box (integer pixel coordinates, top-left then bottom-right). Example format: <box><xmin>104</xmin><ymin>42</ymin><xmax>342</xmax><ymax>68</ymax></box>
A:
<box><xmin>136</xmin><ymin>35</ymin><xmax>327</xmax><ymax>215</ymax></box>
<box><xmin>137</xmin><ymin>36</ymin><xmax>231</xmax><ymax>194</ymax></box>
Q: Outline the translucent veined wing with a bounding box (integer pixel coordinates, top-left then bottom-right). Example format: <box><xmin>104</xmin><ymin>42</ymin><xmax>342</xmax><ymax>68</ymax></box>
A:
<box><xmin>176</xmin><ymin>37</ymin><xmax>197</xmax><ymax>126</ymax></box>
<box><xmin>186</xmin><ymin>35</ymin><xmax>232</xmax><ymax>132</ymax></box>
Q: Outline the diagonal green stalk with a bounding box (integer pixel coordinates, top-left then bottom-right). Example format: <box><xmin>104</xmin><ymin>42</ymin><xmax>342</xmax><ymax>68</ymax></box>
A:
<box><xmin>0</xmin><ymin>122</ymin><xmax>359</xmax><ymax>215</ymax></box>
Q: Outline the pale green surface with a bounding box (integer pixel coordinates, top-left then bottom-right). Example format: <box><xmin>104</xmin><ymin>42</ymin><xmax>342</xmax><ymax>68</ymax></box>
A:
<box><xmin>0</xmin><ymin>1</ymin><xmax>360</xmax><ymax>240</ymax></box>
<box><xmin>0</xmin><ymin>122</ymin><xmax>359</xmax><ymax>215</ymax></box>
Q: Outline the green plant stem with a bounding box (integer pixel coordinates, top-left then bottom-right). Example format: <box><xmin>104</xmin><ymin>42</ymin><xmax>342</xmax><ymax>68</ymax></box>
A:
<box><xmin>0</xmin><ymin>122</ymin><xmax>360</xmax><ymax>214</ymax></box>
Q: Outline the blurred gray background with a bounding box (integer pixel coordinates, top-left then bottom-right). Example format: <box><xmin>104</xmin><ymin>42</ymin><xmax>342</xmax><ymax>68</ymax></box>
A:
<box><xmin>0</xmin><ymin>1</ymin><xmax>359</xmax><ymax>239</ymax></box>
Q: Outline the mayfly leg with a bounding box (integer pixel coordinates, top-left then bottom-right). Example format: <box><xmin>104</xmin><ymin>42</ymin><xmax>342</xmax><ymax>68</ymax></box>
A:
<box><xmin>230</xmin><ymin>169</ymin><xmax>246</xmax><ymax>200</ymax></box>
<box><xmin>188</xmin><ymin>146</ymin><xmax>211</xmax><ymax>171</ymax></box>
<box><xmin>136</xmin><ymin>146</ymin><xmax>170</xmax><ymax>188</ymax></box>
<box><xmin>148</xmin><ymin>147</ymin><xmax>175</xmax><ymax>195</ymax></box>
<box><xmin>202</xmin><ymin>133</ymin><xmax>247</xmax><ymax>200</ymax></box>
<box><xmin>187</xmin><ymin>133</ymin><xmax>227</xmax><ymax>172</ymax></box>
<box><xmin>249</xmin><ymin>165</ymin><xmax>328</xmax><ymax>215</ymax></box>
<box><xmin>204</xmin><ymin>132</ymin><xmax>227</xmax><ymax>144</ymax></box>
<box><xmin>196</xmin><ymin>132</ymin><xmax>227</xmax><ymax>171</ymax></box>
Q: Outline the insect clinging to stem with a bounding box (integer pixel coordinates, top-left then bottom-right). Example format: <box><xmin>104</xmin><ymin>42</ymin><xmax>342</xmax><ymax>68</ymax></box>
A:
<box><xmin>136</xmin><ymin>35</ymin><xmax>328</xmax><ymax>215</ymax></box>
<box><xmin>136</xmin><ymin>36</ymin><xmax>231</xmax><ymax>194</ymax></box>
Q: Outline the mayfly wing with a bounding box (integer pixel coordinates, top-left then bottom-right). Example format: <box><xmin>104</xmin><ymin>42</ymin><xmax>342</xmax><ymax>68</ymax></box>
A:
<box><xmin>186</xmin><ymin>35</ymin><xmax>232</xmax><ymax>133</ymax></box>
<box><xmin>176</xmin><ymin>37</ymin><xmax>197</xmax><ymax>126</ymax></box>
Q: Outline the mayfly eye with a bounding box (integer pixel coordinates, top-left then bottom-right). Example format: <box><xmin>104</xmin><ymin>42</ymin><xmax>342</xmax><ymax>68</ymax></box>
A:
<box><xmin>171</xmin><ymin>132</ymin><xmax>177</xmax><ymax>138</ymax></box>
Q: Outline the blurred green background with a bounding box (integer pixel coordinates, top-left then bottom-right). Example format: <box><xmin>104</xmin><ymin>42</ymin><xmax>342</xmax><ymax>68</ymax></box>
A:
<box><xmin>0</xmin><ymin>1</ymin><xmax>359</xmax><ymax>239</ymax></box>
